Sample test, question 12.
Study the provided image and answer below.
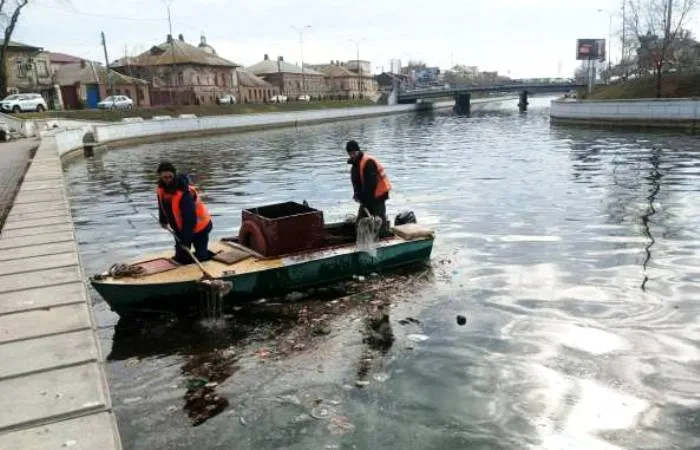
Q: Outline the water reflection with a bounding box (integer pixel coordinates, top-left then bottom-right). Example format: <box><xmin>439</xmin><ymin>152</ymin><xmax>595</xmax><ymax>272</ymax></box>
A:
<box><xmin>64</xmin><ymin>98</ymin><xmax>700</xmax><ymax>449</ymax></box>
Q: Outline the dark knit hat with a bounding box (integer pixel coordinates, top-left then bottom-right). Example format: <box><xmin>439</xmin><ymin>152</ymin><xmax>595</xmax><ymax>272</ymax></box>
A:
<box><xmin>346</xmin><ymin>140</ymin><xmax>360</xmax><ymax>153</ymax></box>
<box><xmin>156</xmin><ymin>161</ymin><xmax>176</xmax><ymax>174</ymax></box>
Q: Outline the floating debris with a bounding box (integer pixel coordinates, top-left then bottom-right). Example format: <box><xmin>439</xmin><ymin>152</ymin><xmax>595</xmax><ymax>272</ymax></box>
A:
<box><xmin>355</xmin><ymin>380</ymin><xmax>370</xmax><ymax>388</ymax></box>
<box><xmin>240</xmin><ymin>416</ymin><xmax>247</xmax><ymax>426</ymax></box>
<box><xmin>181</xmin><ymin>350</ymin><xmax>239</xmax><ymax>426</ymax></box>
<box><xmin>276</xmin><ymin>394</ymin><xmax>301</xmax><ymax>405</ymax></box>
<box><xmin>456</xmin><ymin>315</ymin><xmax>467</xmax><ymax>326</ymax></box>
<box><xmin>398</xmin><ymin>317</ymin><xmax>421</xmax><ymax>326</ymax></box>
<box><xmin>125</xmin><ymin>357</ymin><xmax>140</xmax><ymax>368</ymax></box>
<box><xmin>62</xmin><ymin>440</ymin><xmax>77</xmax><ymax>447</ymax></box>
<box><xmin>373</xmin><ymin>373</ymin><xmax>390</xmax><ymax>382</ymax></box>
<box><xmin>123</xmin><ymin>397</ymin><xmax>142</xmax><ymax>405</ymax></box>
<box><xmin>185</xmin><ymin>377</ymin><xmax>208</xmax><ymax>390</ymax></box>
<box><xmin>328</xmin><ymin>415</ymin><xmax>355</xmax><ymax>435</ymax></box>
<box><xmin>407</xmin><ymin>334</ymin><xmax>429</xmax><ymax>342</ymax></box>
<box><xmin>286</xmin><ymin>291</ymin><xmax>306</xmax><ymax>301</ymax></box>
<box><xmin>311</xmin><ymin>405</ymin><xmax>334</xmax><ymax>419</ymax></box>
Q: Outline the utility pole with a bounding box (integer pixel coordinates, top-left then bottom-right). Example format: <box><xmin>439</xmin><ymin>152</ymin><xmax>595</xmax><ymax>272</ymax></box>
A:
<box><xmin>163</xmin><ymin>0</ymin><xmax>176</xmax><ymax>105</ymax></box>
<box><xmin>292</xmin><ymin>25</ymin><xmax>311</xmax><ymax>97</ymax></box>
<box><xmin>100</xmin><ymin>31</ymin><xmax>113</xmax><ymax>95</ymax></box>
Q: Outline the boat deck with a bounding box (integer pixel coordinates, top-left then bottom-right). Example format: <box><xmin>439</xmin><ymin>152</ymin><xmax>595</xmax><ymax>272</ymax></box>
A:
<box><xmin>97</xmin><ymin>229</ymin><xmax>431</xmax><ymax>285</ymax></box>
<box><xmin>0</xmin><ymin>138</ymin><xmax>121</xmax><ymax>449</ymax></box>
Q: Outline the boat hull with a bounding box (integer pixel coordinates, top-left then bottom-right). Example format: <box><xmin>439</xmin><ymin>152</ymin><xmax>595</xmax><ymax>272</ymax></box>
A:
<box><xmin>91</xmin><ymin>237</ymin><xmax>433</xmax><ymax>313</ymax></box>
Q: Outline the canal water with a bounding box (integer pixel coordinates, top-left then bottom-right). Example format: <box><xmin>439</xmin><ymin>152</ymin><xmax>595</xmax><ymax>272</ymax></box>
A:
<box><xmin>63</xmin><ymin>98</ymin><xmax>700</xmax><ymax>450</ymax></box>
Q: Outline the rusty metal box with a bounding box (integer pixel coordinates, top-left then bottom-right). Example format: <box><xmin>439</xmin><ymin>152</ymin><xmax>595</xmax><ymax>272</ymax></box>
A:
<box><xmin>241</xmin><ymin>201</ymin><xmax>325</xmax><ymax>257</ymax></box>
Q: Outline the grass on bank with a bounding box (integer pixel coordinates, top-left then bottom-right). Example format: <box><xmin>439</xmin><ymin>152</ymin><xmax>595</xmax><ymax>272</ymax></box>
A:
<box><xmin>19</xmin><ymin>99</ymin><xmax>376</xmax><ymax>122</ymax></box>
<box><xmin>583</xmin><ymin>73</ymin><xmax>700</xmax><ymax>100</ymax></box>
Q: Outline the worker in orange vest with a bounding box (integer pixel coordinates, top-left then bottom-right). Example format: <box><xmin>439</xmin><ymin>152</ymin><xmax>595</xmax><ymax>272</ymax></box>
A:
<box><xmin>156</xmin><ymin>162</ymin><xmax>213</xmax><ymax>264</ymax></box>
<box><xmin>346</xmin><ymin>140</ymin><xmax>392</xmax><ymax>233</ymax></box>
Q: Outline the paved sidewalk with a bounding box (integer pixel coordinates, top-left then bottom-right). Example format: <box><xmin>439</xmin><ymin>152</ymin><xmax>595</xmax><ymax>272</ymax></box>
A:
<box><xmin>0</xmin><ymin>136</ymin><xmax>121</xmax><ymax>449</ymax></box>
<box><xmin>0</xmin><ymin>138</ymin><xmax>39</xmax><ymax>231</ymax></box>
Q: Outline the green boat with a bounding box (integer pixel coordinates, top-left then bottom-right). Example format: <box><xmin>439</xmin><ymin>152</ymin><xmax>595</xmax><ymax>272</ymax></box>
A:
<box><xmin>90</xmin><ymin>207</ymin><xmax>435</xmax><ymax>314</ymax></box>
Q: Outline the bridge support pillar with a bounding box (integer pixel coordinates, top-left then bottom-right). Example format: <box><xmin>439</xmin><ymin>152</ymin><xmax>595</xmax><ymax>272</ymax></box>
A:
<box><xmin>454</xmin><ymin>93</ymin><xmax>471</xmax><ymax>115</ymax></box>
<box><xmin>518</xmin><ymin>91</ymin><xmax>529</xmax><ymax>112</ymax></box>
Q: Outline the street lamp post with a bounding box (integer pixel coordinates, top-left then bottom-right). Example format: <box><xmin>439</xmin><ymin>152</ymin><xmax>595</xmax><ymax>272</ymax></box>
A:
<box><xmin>349</xmin><ymin>38</ymin><xmax>365</xmax><ymax>98</ymax></box>
<box><xmin>292</xmin><ymin>25</ymin><xmax>311</xmax><ymax>98</ymax></box>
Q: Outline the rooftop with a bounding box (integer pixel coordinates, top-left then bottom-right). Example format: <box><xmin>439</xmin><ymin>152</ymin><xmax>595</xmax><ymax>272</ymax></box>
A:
<box><xmin>0</xmin><ymin>40</ymin><xmax>42</xmax><ymax>52</ymax></box>
<box><xmin>114</xmin><ymin>34</ymin><xmax>240</xmax><ymax>68</ymax></box>
<box><xmin>55</xmin><ymin>61</ymin><xmax>148</xmax><ymax>86</ymax></box>
<box><xmin>246</xmin><ymin>54</ymin><xmax>324</xmax><ymax>76</ymax></box>
<box><xmin>49</xmin><ymin>52</ymin><xmax>94</xmax><ymax>65</ymax></box>
<box><xmin>236</xmin><ymin>69</ymin><xmax>274</xmax><ymax>88</ymax></box>
<box><xmin>309</xmin><ymin>61</ymin><xmax>376</xmax><ymax>78</ymax></box>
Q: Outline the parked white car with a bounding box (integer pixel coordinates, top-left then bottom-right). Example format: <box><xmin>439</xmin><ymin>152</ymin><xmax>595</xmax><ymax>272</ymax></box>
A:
<box><xmin>0</xmin><ymin>93</ymin><xmax>47</xmax><ymax>113</ymax></box>
<box><xmin>297</xmin><ymin>94</ymin><xmax>310</xmax><ymax>102</ymax></box>
<box><xmin>269</xmin><ymin>94</ymin><xmax>288</xmax><ymax>103</ymax></box>
<box><xmin>217</xmin><ymin>94</ymin><xmax>236</xmax><ymax>104</ymax></box>
<box><xmin>97</xmin><ymin>95</ymin><xmax>134</xmax><ymax>110</ymax></box>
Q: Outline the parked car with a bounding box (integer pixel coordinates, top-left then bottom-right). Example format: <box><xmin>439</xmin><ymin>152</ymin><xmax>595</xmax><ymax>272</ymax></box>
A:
<box><xmin>217</xmin><ymin>94</ymin><xmax>236</xmax><ymax>105</ymax></box>
<box><xmin>0</xmin><ymin>93</ymin><xmax>47</xmax><ymax>113</ymax></box>
<box><xmin>97</xmin><ymin>95</ymin><xmax>134</xmax><ymax>110</ymax></box>
<box><xmin>269</xmin><ymin>94</ymin><xmax>288</xmax><ymax>103</ymax></box>
<box><xmin>297</xmin><ymin>94</ymin><xmax>310</xmax><ymax>102</ymax></box>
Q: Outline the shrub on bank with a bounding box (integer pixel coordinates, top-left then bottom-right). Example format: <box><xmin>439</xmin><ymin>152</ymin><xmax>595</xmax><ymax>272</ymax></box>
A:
<box><xmin>583</xmin><ymin>73</ymin><xmax>700</xmax><ymax>100</ymax></box>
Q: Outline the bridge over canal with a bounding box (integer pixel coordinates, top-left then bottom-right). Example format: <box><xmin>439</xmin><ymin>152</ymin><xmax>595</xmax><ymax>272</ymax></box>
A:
<box><xmin>397</xmin><ymin>82</ymin><xmax>585</xmax><ymax>114</ymax></box>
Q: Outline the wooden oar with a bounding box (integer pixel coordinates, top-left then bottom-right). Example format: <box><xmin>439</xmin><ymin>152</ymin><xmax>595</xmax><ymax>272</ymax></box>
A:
<box><xmin>163</xmin><ymin>224</ymin><xmax>215</xmax><ymax>279</ymax></box>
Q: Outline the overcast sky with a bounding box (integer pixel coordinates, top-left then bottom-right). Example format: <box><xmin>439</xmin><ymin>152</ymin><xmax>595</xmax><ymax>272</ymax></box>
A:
<box><xmin>15</xmin><ymin>0</ymin><xmax>700</xmax><ymax>78</ymax></box>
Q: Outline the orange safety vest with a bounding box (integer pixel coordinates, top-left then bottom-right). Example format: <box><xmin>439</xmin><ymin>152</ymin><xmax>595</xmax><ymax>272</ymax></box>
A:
<box><xmin>157</xmin><ymin>185</ymin><xmax>211</xmax><ymax>234</ymax></box>
<box><xmin>359</xmin><ymin>154</ymin><xmax>392</xmax><ymax>198</ymax></box>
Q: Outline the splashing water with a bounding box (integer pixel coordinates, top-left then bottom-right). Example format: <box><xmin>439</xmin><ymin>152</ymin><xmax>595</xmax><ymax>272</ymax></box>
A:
<box><xmin>356</xmin><ymin>215</ymin><xmax>383</xmax><ymax>258</ymax></box>
<box><xmin>198</xmin><ymin>279</ymin><xmax>233</xmax><ymax>329</ymax></box>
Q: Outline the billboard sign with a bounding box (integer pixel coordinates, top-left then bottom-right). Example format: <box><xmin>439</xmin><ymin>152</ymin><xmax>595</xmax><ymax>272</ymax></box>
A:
<box><xmin>576</xmin><ymin>39</ymin><xmax>606</xmax><ymax>61</ymax></box>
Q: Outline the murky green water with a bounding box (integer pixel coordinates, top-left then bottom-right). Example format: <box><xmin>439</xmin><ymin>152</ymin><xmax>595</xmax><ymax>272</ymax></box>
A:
<box><xmin>63</xmin><ymin>99</ymin><xmax>700</xmax><ymax>450</ymax></box>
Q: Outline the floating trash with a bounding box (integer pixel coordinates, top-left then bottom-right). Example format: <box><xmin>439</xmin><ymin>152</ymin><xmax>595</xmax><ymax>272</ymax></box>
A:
<box><xmin>373</xmin><ymin>373</ymin><xmax>390</xmax><ymax>382</ymax></box>
<box><xmin>62</xmin><ymin>440</ymin><xmax>77</xmax><ymax>447</ymax></box>
<box><xmin>355</xmin><ymin>380</ymin><xmax>370</xmax><ymax>388</ymax></box>
<box><xmin>277</xmin><ymin>394</ymin><xmax>301</xmax><ymax>405</ymax></box>
<box><xmin>185</xmin><ymin>377</ymin><xmax>208</xmax><ymax>390</ymax></box>
<box><xmin>328</xmin><ymin>415</ymin><xmax>355</xmax><ymax>435</ymax></box>
<box><xmin>456</xmin><ymin>314</ymin><xmax>467</xmax><ymax>326</ymax></box>
<box><xmin>398</xmin><ymin>317</ymin><xmax>421</xmax><ymax>326</ymax></box>
<box><xmin>311</xmin><ymin>405</ymin><xmax>336</xmax><ymax>419</ymax></box>
<box><xmin>125</xmin><ymin>357</ymin><xmax>140</xmax><ymax>368</ymax></box>
<box><xmin>407</xmin><ymin>334</ymin><xmax>429</xmax><ymax>342</ymax></box>
<box><xmin>123</xmin><ymin>397</ymin><xmax>142</xmax><ymax>405</ymax></box>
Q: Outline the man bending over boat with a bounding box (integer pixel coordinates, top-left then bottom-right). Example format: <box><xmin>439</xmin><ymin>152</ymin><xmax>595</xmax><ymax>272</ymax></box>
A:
<box><xmin>346</xmin><ymin>140</ymin><xmax>392</xmax><ymax>235</ymax></box>
<box><xmin>156</xmin><ymin>162</ymin><xmax>213</xmax><ymax>264</ymax></box>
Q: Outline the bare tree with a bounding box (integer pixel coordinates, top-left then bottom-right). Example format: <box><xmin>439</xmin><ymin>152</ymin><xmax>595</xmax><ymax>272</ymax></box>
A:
<box><xmin>0</xmin><ymin>0</ymin><xmax>30</xmax><ymax>97</ymax></box>
<box><xmin>625</xmin><ymin>0</ymin><xmax>696</xmax><ymax>97</ymax></box>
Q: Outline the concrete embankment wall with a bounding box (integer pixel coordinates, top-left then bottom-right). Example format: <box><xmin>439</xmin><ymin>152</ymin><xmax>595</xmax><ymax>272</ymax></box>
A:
<box><xmin>550</xmin><ymin>98</ymin><xmax>700</xmax><ymax>132</ymax></box>
<box><xmin>40</xmin><ymin>97</ymin><xmax>513</xmax><ymax>157</ymax></box>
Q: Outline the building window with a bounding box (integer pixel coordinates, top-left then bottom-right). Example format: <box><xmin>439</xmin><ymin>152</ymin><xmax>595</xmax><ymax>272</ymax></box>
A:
<box><xmin>15</xmin><ymin>60</ymin><xmax>26</xmax><ymax>78</ymax></box>
<box><xmin>35</xmin><ymin>61</ymin><xmax>49</xmax><ymax>78</ymax></box>
<box><xmin>177</xmin><ymin>72</ymin><xmax>184</xmax><ymax>85</ymax></box>
<box><xmin>125</xmin><ymin>89</ymin><xmax>131</xmax><ymax>98</ymax></box>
